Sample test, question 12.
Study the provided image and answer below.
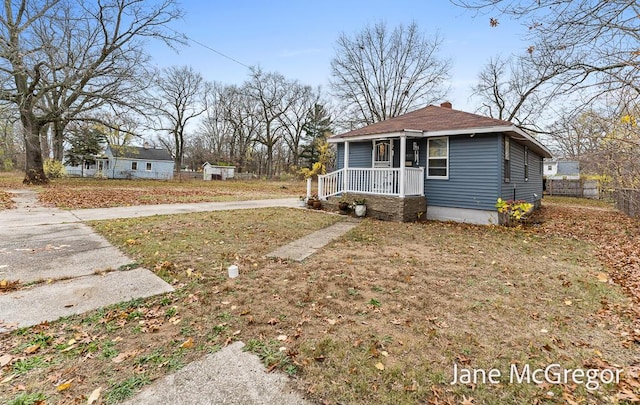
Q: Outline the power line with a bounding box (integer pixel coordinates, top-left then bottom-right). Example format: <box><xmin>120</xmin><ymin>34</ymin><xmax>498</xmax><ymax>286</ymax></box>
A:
<box><xmin>168</xmin><ymin>27</ymin><xmax>251</xmax><ymax>69</ymax></box>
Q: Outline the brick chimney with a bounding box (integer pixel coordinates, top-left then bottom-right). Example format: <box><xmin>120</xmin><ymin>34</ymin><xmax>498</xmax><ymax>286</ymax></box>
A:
<box><xmin>440</xmin><ymin>101</ymin><xmax>452</xmax><ymax>109</ymax></box>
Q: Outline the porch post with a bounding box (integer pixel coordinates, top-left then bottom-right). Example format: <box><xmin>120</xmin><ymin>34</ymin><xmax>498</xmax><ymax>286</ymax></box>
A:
<box><xmin>343</xmin><ymin>141</ymin><xmax>349</xmax><ymax>193</ymax></box>
<box><xmin>399</xmin><ymin>135</ymin><xmax>406</xmax><ymax>197</ymax></box>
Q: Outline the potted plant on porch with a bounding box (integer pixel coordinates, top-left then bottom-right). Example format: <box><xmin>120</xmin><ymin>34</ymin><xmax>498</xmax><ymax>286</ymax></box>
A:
<box><xmin>338</xmin><ymin>196</ymin><xmax>350</xmax><ymax>213</ymax></box>
<box><xmin>353</xmin><ymin>198</ymin><xmax>366</xmax><ymax>217</ymax></box>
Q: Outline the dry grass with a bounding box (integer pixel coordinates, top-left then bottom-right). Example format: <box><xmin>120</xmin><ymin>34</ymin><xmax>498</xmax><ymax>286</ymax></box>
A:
<box><xmin>36</xmin><ymin>177</ymin><xmax>305</xmax><ymax>209</ymax></box>
<box><xmin>0</xmin><ymin>202</ymin><xmax>637</xmax><ymax>404</ymax></box>
<box><xmin>0</xmin><ymin>172</ymin><xmax>25</xmax><ymax>189</ymax></box>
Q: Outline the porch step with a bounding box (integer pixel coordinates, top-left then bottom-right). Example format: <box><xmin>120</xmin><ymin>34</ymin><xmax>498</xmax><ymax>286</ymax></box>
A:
<box><xmin>266</xmin><ymin>220</ymin><xmax>359</xmax><ymax>262</ymax></box>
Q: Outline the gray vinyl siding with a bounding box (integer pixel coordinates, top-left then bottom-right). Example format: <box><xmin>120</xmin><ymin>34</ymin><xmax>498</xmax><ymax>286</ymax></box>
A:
<box><xmin>500</xmin><ymin>136</ymin><xmax>544</xmax><ymax>203</ymax></box>
<box><xmin>424</xmin><ymin>134</ymin><xmax>501</xmax><ymax>210</ymax></box>
<box><xmin>336</xmin><ymin>143</ymin><xmax>345</xmax><ymax>169</ymax></box>
<box><xmin>336</xmin><ymin>141</ymin><xmax>373</xmax><ymax>169</ymax></box>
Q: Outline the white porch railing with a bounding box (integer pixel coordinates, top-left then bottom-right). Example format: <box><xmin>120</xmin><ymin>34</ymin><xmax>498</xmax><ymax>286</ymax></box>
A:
<box><xmin>318</xmin><ymin>167</ymin><xmax>424</xmax><ymax>199</ymax></box>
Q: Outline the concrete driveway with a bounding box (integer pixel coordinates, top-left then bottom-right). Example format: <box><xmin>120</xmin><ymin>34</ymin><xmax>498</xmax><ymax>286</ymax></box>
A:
<box><xmin>0</xmin><ymin>190</ymin><xmax>173</xmax><ymax>332</ymax></box>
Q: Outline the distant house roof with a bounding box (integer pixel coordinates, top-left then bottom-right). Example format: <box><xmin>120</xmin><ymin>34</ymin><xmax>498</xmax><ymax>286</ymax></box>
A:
<box><xmin>107</xmin><ymin>145</ymin><xmax>173</xmax><ymax>161</ymax></box>
<box><xmin>329</xmin><ymin>104</ymin><xmax>552</xmax><ymax>158</ymax></box>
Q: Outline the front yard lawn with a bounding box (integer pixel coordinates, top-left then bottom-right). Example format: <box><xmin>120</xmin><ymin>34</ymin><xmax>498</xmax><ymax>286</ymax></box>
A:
<box><xmin>1</xmin><ymin>201</ymin><xmax>638</xmax><ymax>404</ymax></box>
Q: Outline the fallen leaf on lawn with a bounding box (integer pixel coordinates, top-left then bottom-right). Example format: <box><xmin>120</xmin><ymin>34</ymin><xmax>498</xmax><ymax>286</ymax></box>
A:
<box><xmin>60</xmin><ymin>345</ymin><xmax>76</xmax><ymax>353</ymax></box>
<box><xmin>276</xmin><ymin>334</ymin><xmax>288</xmax><ymax>341</ymax></box>
<box><xmin>564</xmin><ymin>300</ymin><xmax>572</xmax><ymax>306</ymax></box>
<box><xmin>381</xmin><ymin>351</ymin><xmax>389</xmax><ymax>357</ymax></box>
<box><xmin>232</xmin><ymin>330</ymin><xmax>241</xmax><ymax>335</ymax></box>
<box><xmin>87</xmin><ymin>386</ymin><xmax>102</xmax><ymax>404</ymax></box>
<box><xmin>596</xmin><ymin>272</ymin><xmax>609</xmax><ymax>282</ymax></box>
<box><xmin>1</xmin><ymin>374</ymin><xmax>16</xmax><ymax>383</ymax></box>
<box><xmin>112</xmin><ymin>350</ymin><xmax>139</xmax><ymax>363</ymax></box>
<box><xmin>405</xmin><ymin>380</ymin><xmax>418</xmax><ymax>392</ymax></box>
<box><xmin>56</xmin><ymin>379</ymin><xmax>74</xmax><ymax>391</ymax></box>
<box><xmin>326</xmin><ymin>319</ymin><xmax>337</xmax><ymax>325</ymax></box>
<box><xmin>0</xmin><ymin>354</ymin><xmax>12</xmax><ymax>366</ymax></box>
<box><xmin>180</xmin><ymin>338</ymin><xmax>194</xmax><ymax>349</ymax></box>
<box><xmin>461</xmin><ymin>395</ymin><xmax>475</xmax><ymax>405</ymax></box>
<box><xmin>24</xmin><ymin>344</ymin><xmax>40</xmax><ymax>354</ymax></box>
<box><xmin>540</xmin><ymin>329</ymin><xmax>549</xmax><ymax>333</ymax></box>
<box><xmin>375</xmin><ymin>362</ymin><xmax>385</xmax><ymax>371</ymax></box>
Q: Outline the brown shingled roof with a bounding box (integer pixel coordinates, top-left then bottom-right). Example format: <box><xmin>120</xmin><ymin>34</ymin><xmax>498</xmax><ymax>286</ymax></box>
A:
<box><xmin>332</xmin><ymin>104</ymin><xmax>514</xmax><ymax>138</ymax></box>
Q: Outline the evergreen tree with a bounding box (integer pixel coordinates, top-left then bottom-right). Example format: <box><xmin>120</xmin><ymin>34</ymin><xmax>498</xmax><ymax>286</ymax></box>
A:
<box><xmin>64</xmin><ymin>126</ymin><xmax>106</xmax><ymax>169</ymax></box>
<box><xmin>300</xmin><ymin>103</ymin><xmax>332</xmax><ymax>168</ymax></box>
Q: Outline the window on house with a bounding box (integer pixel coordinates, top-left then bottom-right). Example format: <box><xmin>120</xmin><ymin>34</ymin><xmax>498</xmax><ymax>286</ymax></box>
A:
<box><xmin>504</xmin><ymin>137</ymin><xmax>511</xmax><ymax>183</ymax></box>
<box><xmin>146</xmin><ymin>162</ymin><xmax>152</xmax><ymax>171</ymax></box>
<box><xmin>524</xmin><ymin>146</ymin><xmax>529</xmax><ymax>181</ymax></box>
<box><xmin>547</xmin><ymin>165</ymin><xmax>552</xmax><ymax>171</ymax></box>
<box><xmin>131</xmin><ymin>161</ymin><xmax>138</xmax><ymax>170</ymax></box>
<box><xmin>427</xmin><ymin>137</ymin><xmax>448</xmax><ymax>179</ymax></box>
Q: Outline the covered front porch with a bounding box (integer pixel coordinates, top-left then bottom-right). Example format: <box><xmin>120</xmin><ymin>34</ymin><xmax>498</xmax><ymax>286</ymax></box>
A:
<box><xmin>318</xmin><ymin>167</ymin><xmax>424</xmax><ymax>198</ymax></box>
<box><xmin>318</xmin><ymin>132</ymin><xmax>425</xmax><ymax>199</ymax></box>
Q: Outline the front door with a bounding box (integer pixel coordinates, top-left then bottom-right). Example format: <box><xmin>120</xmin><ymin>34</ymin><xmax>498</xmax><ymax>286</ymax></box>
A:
<box><xmin>373</xmin><ymin>140</ymin><xmax>394</xmax><ymax>193</ymax></box>
<box><xmin>373</xmin><ymin>140</ymin><xmax>392</xmax><ymax>168</ymax></box>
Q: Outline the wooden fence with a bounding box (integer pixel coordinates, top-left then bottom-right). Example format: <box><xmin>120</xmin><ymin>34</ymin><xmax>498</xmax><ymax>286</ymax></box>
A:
<box><xmin>545</xmin><ymin>179</ymin><xmax>599</xmax><ymax>198</ymax></box>
<box><xmin>614</xmin><ymin>189</ymin><xmax>640</xmax><ymax>218</ymax></box>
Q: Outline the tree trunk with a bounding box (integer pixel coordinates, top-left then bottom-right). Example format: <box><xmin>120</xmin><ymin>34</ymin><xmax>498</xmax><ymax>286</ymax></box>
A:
<box><xmin>23</xmin><ymin>116</ymin><xmax>48</xmax><ymax>184</ymax></box>
<box><xmin>266</xmin><ymin>143</ymin><xmax>273</xmax><ymax>178</ymax></box>
<box><xmin>39</xmin><ymin>124</ymin><xmax>50</xmax><ymax>161</ymax></box>
<box><xmin>52</xmin><ymin>120</ymin><xmax>65</xmax><ymax>161</ymax></box>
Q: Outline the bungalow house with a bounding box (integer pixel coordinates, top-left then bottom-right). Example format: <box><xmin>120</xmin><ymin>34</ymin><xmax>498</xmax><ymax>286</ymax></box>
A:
<box><xmin>319</xmin><ymin>102</ymin><xmax>553</xmax><ymax>224</ymax></box>
<box><xmin>100</xmin><ymin>144</ymin><xmax>175</xmax><ymax>180</ymax></box>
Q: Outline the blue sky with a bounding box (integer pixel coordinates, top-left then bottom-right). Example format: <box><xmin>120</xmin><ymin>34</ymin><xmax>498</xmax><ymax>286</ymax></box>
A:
<box><xmin>150</xmin><ymin>0</ymin><xmax>530</xmax><ymax>112</ymax></box>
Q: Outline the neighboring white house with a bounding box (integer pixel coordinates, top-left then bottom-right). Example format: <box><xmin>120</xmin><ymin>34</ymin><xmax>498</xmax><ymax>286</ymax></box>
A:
<box><xmin>543</xmin><ymin>159</ymin><xmax>580</xmax><ymax>180</ymax></box>
<box><xmin>101</xmin><ymin>145</ymin><xmax>175</xmax><ymax>180</ymax></box>
<box><xmin>202</xmin><ymin>162</ymin><xmax>235</xmax><ymax>180</ymax></box>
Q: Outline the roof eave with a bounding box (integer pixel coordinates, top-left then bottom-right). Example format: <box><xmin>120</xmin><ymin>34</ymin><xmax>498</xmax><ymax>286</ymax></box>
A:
<box><xmin>329</xmin><ymin>125</ymin><xmax>553</xmax><ymax>158</ymax></box>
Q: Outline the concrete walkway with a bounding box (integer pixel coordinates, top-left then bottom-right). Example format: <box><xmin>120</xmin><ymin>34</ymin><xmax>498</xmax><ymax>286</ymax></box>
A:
<box><xmin>122</xmin><ymin>341</ymin><xmax>309</xmax><ymax>405</ymax></box>
<box><xmin>266</xmin><ymin>219</ymin><xmax>359</xmax><ymax>261</ymax></box>
<box><xmin>0</xmin><ymin>190</ymin><xmax>174</xmax><ymax>332</ymax></box>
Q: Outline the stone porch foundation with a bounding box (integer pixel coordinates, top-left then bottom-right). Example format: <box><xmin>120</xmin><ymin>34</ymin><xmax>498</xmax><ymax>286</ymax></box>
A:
<box><xmin>322</xmin><ymin>193</ymin><xmax>427</xmax><ymax>222</ymax></box>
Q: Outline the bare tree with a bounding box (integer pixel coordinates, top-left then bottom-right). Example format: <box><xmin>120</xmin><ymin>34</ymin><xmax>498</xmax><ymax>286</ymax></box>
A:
<box><xmin>454</xmin><ymin>1</ymin><xmax>640</xmax><ymax>97</ymax></box>
<box><xmin>150</xmin><ymin>66</ymin><xmax>210</xmax><ymax>172</ymax></box>
<box><xmin>217</xmin><ymin>84</ymin><xmax>261</xmax><ymax>172</ymax></box>
<box><xmin>245</xmin><ymin>68</ymin><xmax>299</xmax><ymax>177</ymax></box>
<box><xmin>278</xmin><ymin>84</ymin><xmax>316</xmax><ymax>169</ymax></box>
<box><xmin>0</xmin><ymin>0</ymin><xmax>183</xmax><ymax>184</ymax></box>
<box><xmin>330</xmin><ymin>21</ymin><xmax>450</xmax><ymax>128</ymax></box>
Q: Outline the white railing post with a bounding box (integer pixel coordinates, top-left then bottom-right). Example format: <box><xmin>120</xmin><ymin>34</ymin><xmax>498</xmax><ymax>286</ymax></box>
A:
<box><xmin>343</xmin><ymin>142</ymin><xmax>349</xmax><ymax>193</ymax></box>
<box><xmin>306</xmin><ymin>177</ymin><xmax>312</xmax><ymax>198</ymax></box>
<box><xmin>318</xmin><ymin>176</ymin><xmax>324</xmax><ymax>199</ymax></box>
<box><xmin>399</xmin><ymin>136</ymin><xmax>406</xmax><ymax>197</ymax></box>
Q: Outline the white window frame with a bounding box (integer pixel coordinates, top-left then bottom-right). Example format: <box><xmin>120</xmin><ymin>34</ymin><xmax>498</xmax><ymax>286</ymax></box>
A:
<box><xmin>131</xmin><ymin>161</ymin><xmax>138</xmax><ymax>171</ymax></box>
<box><xmin>372</xmin><ymin>139</ymin><xmax>392</xmax><ymax>168</ymax></box>
<box><xmin>146</xmin><ymin>162</ymin><xmax>152</xmax><ymax>171</ymax></box>
<box><xmin>524</xmin><ymin>146</ymin><xmax>529</xmax><ymax>182</ymax></box>
<box><xmin>504</xmin><ymin>137</ymin><xmax>511</xmax><ymax>183</ymax></box>
<box><xmin>426</xmin><ymin>136</ymin><xmax>449</xmax><ymax>179</ymax></box>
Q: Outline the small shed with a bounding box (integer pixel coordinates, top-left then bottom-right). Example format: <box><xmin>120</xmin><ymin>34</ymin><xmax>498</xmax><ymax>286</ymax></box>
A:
<box><xmin>203</xmin><ymin>162</ymin><xmax>235</xmax><ymax>181</ymax></box>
